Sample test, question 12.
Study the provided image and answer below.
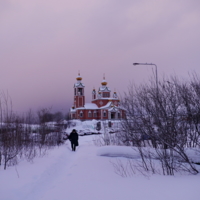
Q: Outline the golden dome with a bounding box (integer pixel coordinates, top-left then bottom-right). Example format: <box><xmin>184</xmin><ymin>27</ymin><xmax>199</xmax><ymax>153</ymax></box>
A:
<box><xmin>76</xmin><ymin>72</ymin><xmax>82</xmax><ymax>81</ymax></box>
<box><xmin>101</xmin><ymin>81</ymin><xmax>107</xmax><ymax>86</ymax></box>
<box><xmin>101</xmin><ymin>74</ymin><xmax>107</xmax><ymax>85</ymax></box>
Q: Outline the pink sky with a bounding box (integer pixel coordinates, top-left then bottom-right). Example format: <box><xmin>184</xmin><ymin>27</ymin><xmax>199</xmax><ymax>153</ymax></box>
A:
<box><xmin>1</xmin><ymin>0</ymin><xmax>200</xmax><ymax>114</ymax></box>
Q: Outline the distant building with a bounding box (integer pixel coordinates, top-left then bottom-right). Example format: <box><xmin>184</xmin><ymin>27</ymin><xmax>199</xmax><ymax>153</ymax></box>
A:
<box><xmin>69</xmin><ymin>73</ymin><xmax>126</xmax><ymax>120</ymax></box>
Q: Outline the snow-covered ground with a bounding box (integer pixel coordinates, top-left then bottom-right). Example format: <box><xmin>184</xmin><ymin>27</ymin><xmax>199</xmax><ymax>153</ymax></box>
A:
<box><xmin>65</xmin><ymin>119</ymin><xmax>122</xmax><ymax>135</ymax></box>
<box><xmin>1</xmin><ymin>135</ymin><xmax>200</xmax><ymax>200</ymax></box>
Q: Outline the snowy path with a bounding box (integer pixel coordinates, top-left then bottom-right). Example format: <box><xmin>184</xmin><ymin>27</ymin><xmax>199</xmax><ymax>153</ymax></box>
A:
<box><xmin>1</xmin><ymin>135</ymin><xmax>200</xmax><ymax>200</ymax></box>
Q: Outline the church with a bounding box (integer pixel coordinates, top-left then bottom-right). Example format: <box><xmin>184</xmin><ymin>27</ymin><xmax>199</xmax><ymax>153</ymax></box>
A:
<box><xmin>69</xmin><ymin>73</ymin><xmax>126</xmax><ymax>120</ymax></box>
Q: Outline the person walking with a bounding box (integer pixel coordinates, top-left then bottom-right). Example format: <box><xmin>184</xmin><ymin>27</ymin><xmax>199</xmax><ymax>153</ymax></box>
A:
<box><xmin>68</xmin><ymin>129</ymin><xmax>79</xmax><ymax>151</ymax></box>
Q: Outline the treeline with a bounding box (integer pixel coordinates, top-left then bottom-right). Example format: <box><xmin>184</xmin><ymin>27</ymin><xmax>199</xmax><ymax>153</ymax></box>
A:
<box><xmin>0</xmin><ymin>93</ymin><xmax>68</xmax><ymax>170</ymax></box>
<box><xmin>37</xmin><ymin>108</ymin><xmax>68</xmax><ymax>124</ymax></box>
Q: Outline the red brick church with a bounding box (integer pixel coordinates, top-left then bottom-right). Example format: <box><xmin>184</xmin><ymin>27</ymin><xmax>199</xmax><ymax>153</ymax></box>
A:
<box><xmin>70</xmin><ymin>73</ymin><xmax>126</xmax><ymax>120</ymax></box>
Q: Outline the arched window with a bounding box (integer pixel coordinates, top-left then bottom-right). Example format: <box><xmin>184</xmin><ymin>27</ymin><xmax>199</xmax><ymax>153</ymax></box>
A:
<box><xmin>93</xmin><ymin>111</ymin><xmax>97</xmax><ymax>118</ymax></box>
<box><xmin>80</xmin><ymin>111</ymin><xmax>83</xmax><ymax>118</ymax></box>
<box><xmin>88</xmin><ymin>111</ymin><xmax>92</xmax><ymax>118</ymax></box>
<box><xmin>118</xmin><ymin>112</ymin><xmax>121</xmax><ymax>119</ymax></box>
<box><xmin>103</xmin><ymin>110</ymin><xmax>107</xmax><ymax>117</ymax></box>
<box><xmin>78</xmin><ymin>88</ymin><xmax>83</xmax><ymax>95</ymax></box>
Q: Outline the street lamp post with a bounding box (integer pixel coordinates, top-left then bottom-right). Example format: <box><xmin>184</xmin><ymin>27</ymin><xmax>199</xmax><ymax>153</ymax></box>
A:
<box><xmin>133</xmin><ymin>63</ymin><xmax>158</xmax><ymax>93</ymax></box>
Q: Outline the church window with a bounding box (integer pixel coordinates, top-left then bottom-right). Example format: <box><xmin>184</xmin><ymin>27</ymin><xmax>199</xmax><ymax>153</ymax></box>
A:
<box><xmin>103</xmin><ymin>92</ymin><xmax>110</xmax><ymax>97</ymax></box>
<box><xmin>93</xmin><ymin>111</ymin><xmax>97</xmax><ymax>117</ymax></box>
<box><xmin>103</xmin><ymin>111</ymin><xmax>107</xmax><ymax>117</ymax></box>
<box><xmin>78</xmin><ymin>88</ymin><xmax>83</xmax><ymax>95</ymax></box>
<box><xmin>88</xmin><ymin>111</ymin><xmax>92</xmax><ymax>118</ymax></box>
<box><xmin>118</xmin><ymin>112</ymin><xmax>121</xmax><ymax>119</ymax></box>
<box><xmin>80</xmin><ymin>111</ymin><xmax>83</xmax><ymax>118</ymax></box>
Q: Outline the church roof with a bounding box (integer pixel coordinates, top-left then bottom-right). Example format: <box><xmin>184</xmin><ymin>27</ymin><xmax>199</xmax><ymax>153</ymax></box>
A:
<box><xmin>84</xmin><ymin>103</ymin><xmax>99</xmax><ymax>109</ymax></box>
<box><xmin>99</xmin><ymin>101</ymin><xmax>112</xmax><ymax>109</ymax></box>
<box><xmin>74</xmin><ymin>82</ymin><xmax>85</xmax><ymax>88</ymax></box>
<box><xmin>99</xmin><ymin>86</ymin><xmax>111</xmax><ymax>92</ymax></box>
<box><xmin>108</xmin><ymin>106</ymin><xmax>119</xmax><ymax>112</ymax></box>
<box><xmin>72</xmin><ymin>103</ymin><xmax>99</xmax><ymax>111</ymax></box>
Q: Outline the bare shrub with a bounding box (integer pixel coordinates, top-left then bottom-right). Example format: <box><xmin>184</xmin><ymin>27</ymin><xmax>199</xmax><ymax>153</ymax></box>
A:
<box><xmin>0</xmin><ymin>94</ymin><xmax>64</xmax><ymax>170</ymax></box>
<box><xmin>119</xmin><ymin>76</ymin><xmax>200</xmax><ymax>175</ymax></box>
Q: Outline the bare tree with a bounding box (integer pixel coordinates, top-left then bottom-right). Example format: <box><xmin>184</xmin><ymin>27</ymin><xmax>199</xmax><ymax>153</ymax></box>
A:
<box><xmin>0</xmin><ymin>95</ymin><xmax>65</xmax><ymax>170</ymax></box>
<box><xmin>119</xmin><ymin>76</ymin><xmax>199</xmax><ymax>175</ymax></box>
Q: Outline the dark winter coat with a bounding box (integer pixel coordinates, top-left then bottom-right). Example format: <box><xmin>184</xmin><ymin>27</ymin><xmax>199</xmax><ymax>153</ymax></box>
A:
<box><xmin>68</xmin><ymin>130</ymin><xmax>79</xmax><ymax>146</ymax></box>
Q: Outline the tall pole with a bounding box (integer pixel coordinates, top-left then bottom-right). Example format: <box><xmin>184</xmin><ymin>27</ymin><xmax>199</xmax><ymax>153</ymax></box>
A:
<box><xmin>133</xmin><ymin>63</ymin><xmax>158</xmax><ymax>94</ymax></box>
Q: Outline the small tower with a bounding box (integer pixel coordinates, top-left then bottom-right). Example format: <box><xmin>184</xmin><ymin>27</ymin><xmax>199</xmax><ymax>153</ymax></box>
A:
<box><xmin>113</xmin><ymin>91</ymin><xmax>118</xmax><ymax>99</ymax></box>
<box><xmin>97</xmin><ymin>91</ymin><xmax>102</xmax><ymax>99</ymax></box>
<box><xmin>92</xmin><ymin>88</ymin><xmax>96</xmax><ymax>100</ymax></box>
<box><xmin>99</xmin><ymin>74</ymin><xmax>111</xmax><ymax>98</ymax></box>
<box><xmin>74</xmin><ymin>73</ymin><xmax>85</xmax><ymax>108</ymax></box>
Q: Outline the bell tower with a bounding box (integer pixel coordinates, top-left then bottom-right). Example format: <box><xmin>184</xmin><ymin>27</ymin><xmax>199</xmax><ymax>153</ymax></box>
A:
<box><xmin>74</xmin><ymin>73</ymin><xmax>85</xmax><ymax>108</ymax></box>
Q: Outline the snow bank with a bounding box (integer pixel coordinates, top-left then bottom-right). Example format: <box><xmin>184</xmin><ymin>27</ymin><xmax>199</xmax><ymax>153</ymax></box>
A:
<box><xmin>66</xmin><ymin>119</ymin><xmax>122</xmax><ymax>135</ymax></box>
<box><xmin>66</xmin><ymin>119</ymin><xmax>98</xmax><ymax>135</ymax></box>
<box><xmin>97</xmin><ymin>145</ymin><xmax>200</xmax><ymax>164</ymax></box>
<box><xmin>96</xmin><ymin>145</ymin><xmax>140</xmax><ymax>159</ymax></box>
